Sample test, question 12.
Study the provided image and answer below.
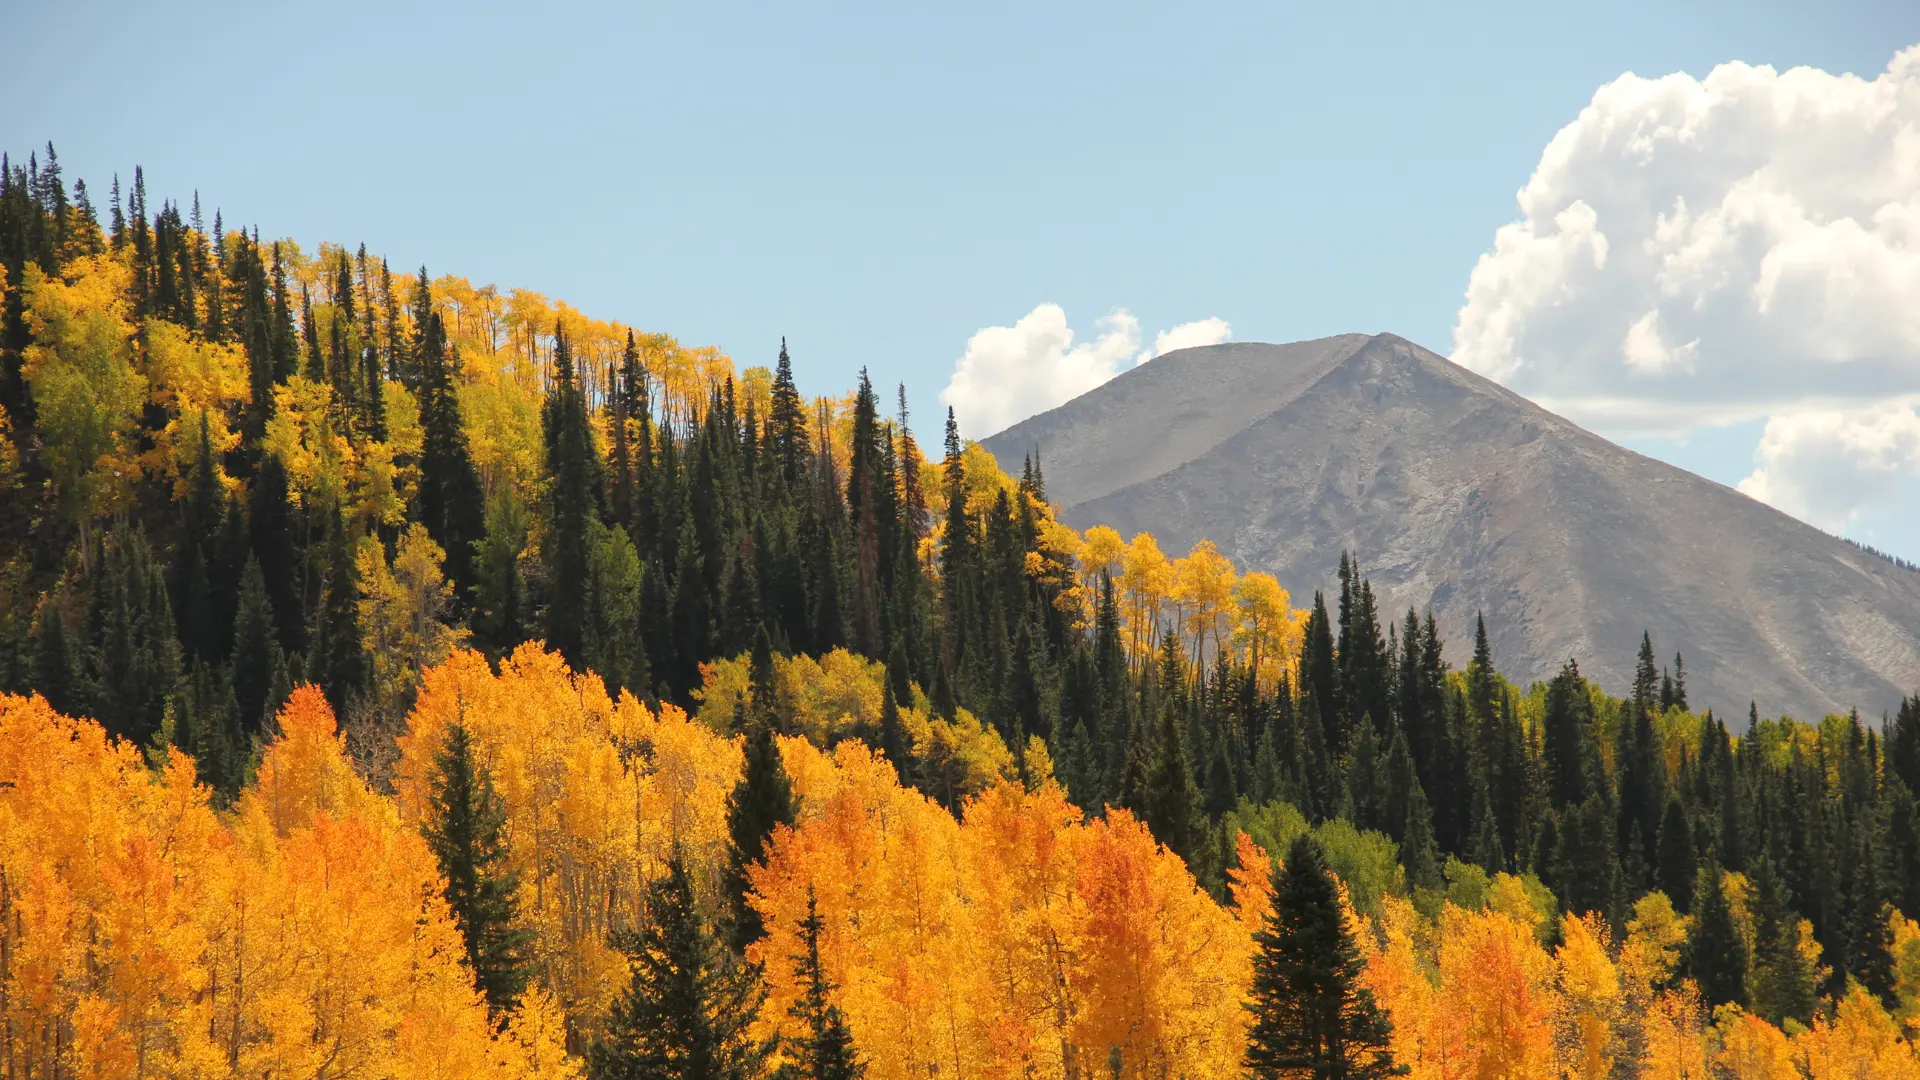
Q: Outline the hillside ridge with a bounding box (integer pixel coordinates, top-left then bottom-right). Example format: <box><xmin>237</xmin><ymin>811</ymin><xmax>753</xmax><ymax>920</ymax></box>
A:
<box><xmin>985</xmin><ymin>333</ymin><xmax>1920</xmax><ymax>720</ymax></box>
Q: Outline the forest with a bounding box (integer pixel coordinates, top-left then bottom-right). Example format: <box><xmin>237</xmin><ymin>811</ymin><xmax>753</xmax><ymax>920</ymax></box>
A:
<box><xmin>5</xmin><ymin>143</ymin><xmax>1920</xmax><ymax>1078</ymax></box>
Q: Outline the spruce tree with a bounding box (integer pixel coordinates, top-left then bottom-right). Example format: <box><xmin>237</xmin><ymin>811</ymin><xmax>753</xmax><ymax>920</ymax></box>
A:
<box><xmin>229</xmin><ymin>554</ymin><xmax>281</xmax><ymax>738</ymax></box>
<box><xmin>727</xmin><ymin>635</ymin><xmax>796</xmax><ymax>951</ymax></box>
<box><xmin>877</xmin><ymin>678</ymin><xmax>910</xmax><ymax>786</ymax></box>
<box><xmin>778</xmin><ymin>888</ymin><xmax>866</xmax><ymax>1080</ymax></box>
<box><xmin>1655</xmin><ymin>800</ymin><xmax>1696</xmax><ymax>915</ymax></box>
<box><xmin>592</xmin><ymin>856</ymin><xmax>772</xmax><ymax>1080</ymax></box>
<box><xmin>413</xmin><ymin>288</ymin><xmax>484</xmax><ymax>595</ymax></box>
<box><xmin>1747</xmin><ymin>857</ymin><xmax>1816</xmax><ymax>1027</ymax></box>
<box><xmin>1245</xmin><ymin>835</ymin><xmax>1405</xmax><ymax>1080</ymax></box>
<box><xmin>1398</xmin><ymin>780</ymin><xmax>1445</xmax><ymax>895</ymax></box>
<box><xmin>424</xmin><ymin>722</ymin><xmax>530</xmax><ymax>1018</ymax></box>
<box><xmin>543</xmin><ymin>321</ymin><xmax>601</xmax><ymax>668</ymax></box>
<box><xmin>249</xmin><ymin>453</ymin><xmax>305</xmax><ymax>654</ymax></box>
<box><xmin>313</xmin><ymin>514</ymin><xmax>367</xmax><ymax>719</ymax></box>
<box><xmin>1687</xmin><ymin>862</ymin><xmax>1749</xmax><ymax>1010</ymax></box>
<box><xmin>1143</xmin><ymin>635</ymin><xmax>1204</xmax><ymax>869</ymax></box>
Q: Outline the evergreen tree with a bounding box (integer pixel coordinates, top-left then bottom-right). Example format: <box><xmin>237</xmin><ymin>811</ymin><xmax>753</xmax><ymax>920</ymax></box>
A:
<box><xmin>423</xmin><ymin>722</ymin><xmax>530</xmax><ymax>1018</ymax></box>
<box><xmin>543</xmin><ymin>321</ymin><xmax>601</xmax><ymax>668</ymax></box>
<box><xmin>777</xmin><ymin>888</ymin><xmax>866</xmax><ymax>1080</ymax></box>
<box><xmin>413</xmin><ymin>284</ymin><xmax>484</xmax><ymax>594</ymax></box>
<box><xmin>29</xmin><ymin>596</ymin><xmax>81</xmax><ymax>719</ymax></box>
<box><xmin>877</xmin><ymin>677</ymin><xmax>910</xmax><ymax>786</ymax></box>
<box><xmin>1687</xmin><ymin>862</ymin><xmax>1749</xmax><ymax>1010</ymax></box>
<box><xmin>727</xmin><ymin>634</ymin><xmax>796</xmax><ymax>951</ymax></box>
<box><xmin>1540</xmin><ymin>659</ymin><xmax>1600</xmax><ymax>807</ymax></box>
<box><xmin>1398</xmin><ymin>780</ymin><xmax>1444</xmax><ymax>895</ymax></box>
<box><xmin>249</xmin><ymin>453</ymin><xmax>306</xmax><ymax>655</ymax></box>
<box><xmin>767</xmin><ymin>339</ymin><xmax>811</xmax><ymax>487</ymax></box>
<box><xmin>313</xmin><ymin>514</ymin><xmax>367</xmax><ymax>719</ymax></box>
<box><xmin>592</xmin><ymin>856</ymin><xmax>772</xmax><ymax>1080</ymax></box>
<box><xmin>1143</xmin><ymin>634</ymin><xmax>1204</xmax><ymax>869</ymax></box>
<box><xmin>229</xmin><ymin>554</ymin><xmax>281</xmax><ymax>738</ymax></box>
<box><xmin>1655</xmin><ymin>800</ymin><xmax>1696</xmax><ymax>915</ymax></box>
<box><xmin>1245</xmin><ymin>835</ymin><xmax>1405</xmax><ymax>1080</ymax></box>
<box><xmin>1748</xmin><ymin>857</ymin><xmax>1817</xmax><ymax>1027</ymax></box>
<box><xmin>472</xmin><ymin>486</ymin><xmax>528</xmax><ymax>653</ymax></box>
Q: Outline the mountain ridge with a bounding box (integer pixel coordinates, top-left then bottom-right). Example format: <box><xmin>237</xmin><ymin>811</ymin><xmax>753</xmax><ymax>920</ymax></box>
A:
<box><xmin>984</xmin><ymin>333</ymin><xmax>1920</xmax><ymax>720</ymax></box>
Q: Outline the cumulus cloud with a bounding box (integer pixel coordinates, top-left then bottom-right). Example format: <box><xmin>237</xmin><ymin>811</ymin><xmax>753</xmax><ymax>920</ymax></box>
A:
<box><xmin>1149</xmin><ymin>317</ymin><xmax>1232</xmax><ymax>360</ymax></box>
<box><xmin>941</xmin><ymin>304</ymin><xmax>1229</xmax><ymax>437</ymax></box>
<box><xmin>1738</xmin><ymin>404</ymin><xmax>1920</xmax><ymax>529</ymax></box>
<box><xmin>1452</xmin><ymin>44</ymin><xmax>1920</xmax><ymax>525</ymax></box>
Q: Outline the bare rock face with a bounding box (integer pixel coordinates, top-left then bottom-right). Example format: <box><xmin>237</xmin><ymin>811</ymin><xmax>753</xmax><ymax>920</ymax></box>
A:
<box><xmin>982</xmin><ymin>333</ymin><xmax>1920</xmax><ymax>721</ymax></box>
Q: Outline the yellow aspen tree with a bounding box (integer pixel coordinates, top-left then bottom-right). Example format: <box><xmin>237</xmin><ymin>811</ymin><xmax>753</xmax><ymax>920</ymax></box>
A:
<box><xmin>1714</xmin><ymin>1007</ymin><xmax>1801</xmax><ymax>1080</ymax></box>
<box><xmin>1435</xmin><ymin>904</ymin><xmax>1559</xmax><ymax>1078</ymax></box>
<box><xmin>1120</xmin><ymin>532</ymin><xmax>1172</xmax><ymax>666</ymax></box>
<box><xmin>1555</xmin><ymin>913</ymin><xmax>1623</xmax><ymax>1080</ymax></box>
<box><xmin>1795</xmin><ymin>985</ymin><xmax>1920</xmax><ymax>1080</ymax></box>
<box><xmin>1173</xmin><ymin>539</ymin><xmax>1236</xmax><ymax>673</ymax></box>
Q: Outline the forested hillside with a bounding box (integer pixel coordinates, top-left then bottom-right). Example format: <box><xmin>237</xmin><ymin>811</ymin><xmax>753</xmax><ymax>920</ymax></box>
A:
<box><xmin>6</xmin><ymin>145</ymin><xmax>1920</xmax><ymax>1077</ymax></box>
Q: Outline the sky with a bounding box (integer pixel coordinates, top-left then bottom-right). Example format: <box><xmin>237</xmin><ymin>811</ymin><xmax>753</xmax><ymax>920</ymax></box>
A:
<box><xmin>8</xmin><ymin>1</ymin><xmax>1920</xmax><ymax>554</ymax></box>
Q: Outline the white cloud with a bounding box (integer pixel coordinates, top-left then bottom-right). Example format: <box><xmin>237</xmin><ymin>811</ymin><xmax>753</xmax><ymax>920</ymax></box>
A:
<box><xmin>1452</xmin><ymin>44</ymin><xmax>1920</xmax><ymax>525</ymax></box>
<box><xmin>1738</xmin><ymin>404</ymin><xmax>1920</xmax><ymax>529</ymax></box>
<box><xmin>1146</xmin><ymin>317</ymin><xmax>1232</xmax><ymax>363</ymax></box>
<box><xmin>941</xmin><ymin>304</ymin><xmax>1230</xmax><ymax>437</ymax></box>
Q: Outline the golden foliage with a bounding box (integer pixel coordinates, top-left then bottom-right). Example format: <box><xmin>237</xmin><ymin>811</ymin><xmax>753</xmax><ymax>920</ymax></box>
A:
<box><xmin>747</xmin><ymin>740</ymin><xmax>1250</xmax><ymax>1080</ymax></box>
<box><xmin>0</xmin><ymin>688</ymin><xmax>566</xmax><ymax>1078</ymax></box>
<box><xmin>394</xmin><ymin>645</ymin><xmax>743</xmax><ymax>1032</ymax></box>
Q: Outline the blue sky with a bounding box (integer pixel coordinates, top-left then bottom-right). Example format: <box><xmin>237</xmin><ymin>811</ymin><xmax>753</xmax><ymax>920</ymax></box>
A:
<box><xmin>9</xmin><ymin>1</ymin><xmax>1920</xmax><ymax>552</ymax></box>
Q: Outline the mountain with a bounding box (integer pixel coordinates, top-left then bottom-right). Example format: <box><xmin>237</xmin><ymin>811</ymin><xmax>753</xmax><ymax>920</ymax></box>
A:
<box><xmin>982</xmin><ymin>333</ymin><xmax>1920</xmax><ymax>721</ymax></box>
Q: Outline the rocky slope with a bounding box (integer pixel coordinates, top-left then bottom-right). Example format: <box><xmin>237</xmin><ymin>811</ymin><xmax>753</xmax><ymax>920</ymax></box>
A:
<box><xmin>983</xmin><ymin>333</ymin><xmax>1920</xmax><ymax>721</ymax></box>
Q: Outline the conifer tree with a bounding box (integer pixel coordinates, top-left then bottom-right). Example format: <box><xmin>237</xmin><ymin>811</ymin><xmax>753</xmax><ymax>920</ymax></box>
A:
<box><xmin>543</xmin><ymin>321</ymin><xmax>600</xmax><ymax>668</ymax></box>
<box><xmin>778</xmin><ymin>888</ymin><xmax>866</xmax><ymax>1080</ymax></box>
<box><xmin>1245</xmin><ymin>835</ymin><xmax>1405</xmax><ymax>1080</ymax></box>
<box><xmin>424</xmin><ymin>722</ymin><xmax>530</xmax><ymax>1017</ymax></box>
<box><xmin>249</xmin><ymin>452</ymin><xmax>305</xmax><ymax>654</ymax></box>
<box><xmin>1655</xmin><ymin>799</ymin><xmax>1696</xmax><ymax>914</ymax></box>
<box><xmin>229</xmin><ymin>554</ymin><xmax>281</xmax><ymax>737</ymax></box>
<box><xmin>877</xmin><ymin>677</ymin><xmax>910</xmax><ymax>786</ymax></box>
<box><xmin>1143</xmin><ymin>634</ymin><xmax>1204</xmax><ymax>869</ymax></box>
<box><xmin>29</xmin><ymin>594</ymin><xmax>81</xmax><ymax>718</ymax></box>
<box><xmin>313</xmin><ymin>514</ymin><xmax>368</xmax><ymax>719</ymax></box>
<box><xmin>1688</xmin><ymin>862</ymin><xmax>1749</xmax><ymax>1010</ymax></box>
<box><xmin>1748</xmin><ymin>856</ymin><xmax>1817</xmax><ymax>1027</ymax></box>
<box><xmin>412</xmin><ymin>282</ymin><xmax>484</xmax><ymax>595</ymax></box>
<box><xmin>592</xmin><ymin>856</ymin><xmax>772</xmax><ymax>1080</ymax></box>
<box><xmin>728</xmin><ymin>631</ymin><xmax>796</xmax><ymax>950</ymax></box>
<box><xmin>768</xmin><ymin>339</ymin><xmax>811</xmax><ymax>487</ymax></box>
<box><xmin>472</xmin><ymin>486</ymin><xmax>528</xmax><ymax>653</ymax></box>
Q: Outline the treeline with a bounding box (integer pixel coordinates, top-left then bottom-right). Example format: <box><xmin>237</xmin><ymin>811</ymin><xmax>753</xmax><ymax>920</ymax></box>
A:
<box><xmin>7</xmin><ymin>146</ymin><xmax>1920</xmax><ymax>1075</ymax></box>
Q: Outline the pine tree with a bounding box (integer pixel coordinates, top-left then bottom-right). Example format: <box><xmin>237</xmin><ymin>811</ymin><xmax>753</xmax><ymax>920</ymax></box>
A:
<box><xmin>229</xmin><ymin>554</ymin><xmax>281</xmax><ymax>738</ymax></box>
<box><xmin>424</xmin><ymin>722</ymin><xmax>531</xmax><ymax>1017</ymax></box>
<box><xmin>543</xmin><ymin>320</ymin><xmax>601</xmax><ymax>668</ymax></box>
<box><xmin>592</xmin><ymin>856</ymin><xmax>773</xmax><ymax>1080</ymax></box>
<box><xmin>472</xmin><ymin>486</ymin><xmax>528</xmax><ymax>653</ymax></box>
<box><xmin>1143</xmin><ymin>634</ymin><xmax>1204</xmax><ymax>869</ymax></box>
<box><xmin>30</xmin><ymin>596</ymin><xmax>81</xmax><ymax>719</ymax></box>
<box><xmin>1687</xmin><ymin>862</ymin><xmax>1749</xmax><ymax>1010</ymax></box>
<box><xmin>767</xmin><ymin>339</ymin><xmax>811</xmax><ymax>487</ymax></box>
<box><xmin>1245</xmin><ymin>835</ymin><xmax>1405</xmax><ymax>1080</ymax></box>
<box><xmin>249</xmin><ymin>453</ymin><xmax>305</xmax><ymax>655</ymax></box>
<box><xmin>412</xmin><ymin>282</ymin><xmax>484</xmax><ymax>594</ymax></box>
<box><xmin>777</xmin><ymin>888</ymin><xmax>866</xmax><ymax>1080</ymax></box>
<box><xmin>727</xmin><ymin>634</ymin><xmax>796</xmax><ymax>951</ymax></box>
<box><xmin>313</xmin><ymin>514</ymin><xmax>368</xmax><ymax>719</ymax></box>
<box><xmin>1398</xmin><ymin>780</ymin><xmax>1444</xmax><ymax>895</ymax></box>
<box><xmin>1655</xmin><ymin>799</ymin><xmax>1696</xmax><ymax>914</ymax></box>
<box><xmin>877</xmin><ymin>677</ymin><xmax>911</xmax><ymax>786</ymax></box>
<box><xmin>1748</xmin><ymin>856</ymin><xmax>1817</xmax><ymax>1027</ymax></box>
